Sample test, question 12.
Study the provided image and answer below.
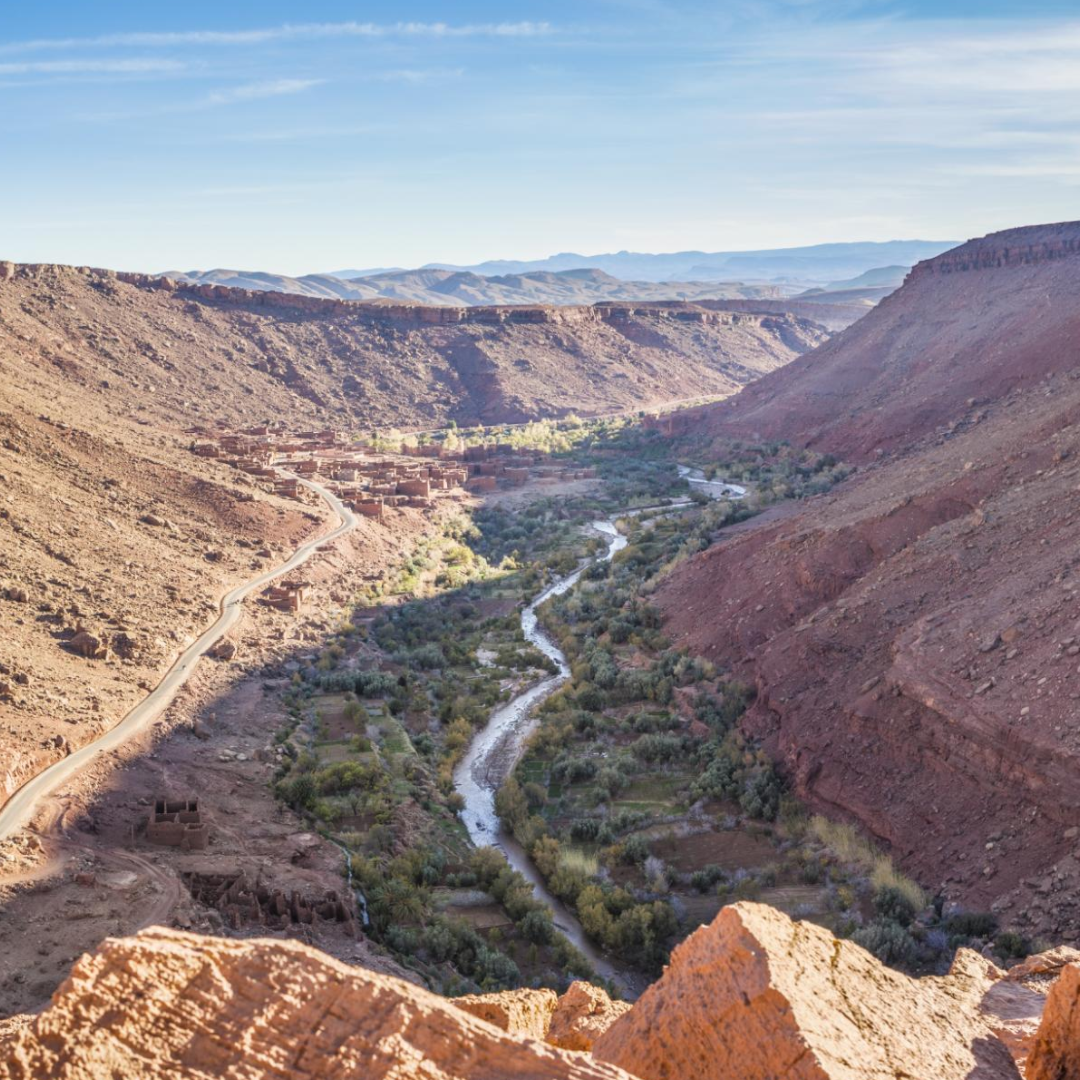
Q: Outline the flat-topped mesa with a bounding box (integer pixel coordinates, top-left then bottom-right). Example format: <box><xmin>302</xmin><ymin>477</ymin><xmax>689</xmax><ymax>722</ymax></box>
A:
<box><xmin>907</xmin><ymin>220</ymin><xmax>1080</xmax><ymax>280</ymax></box>
<box><xmin>145</xmin><ymin>278</ymin><xmax>798</xmax><ymax>329</ymax></box>
<box><xmin>0</xmin><ymin>261</ymin><xmax>809</xmax><ymax>330</ymax></box>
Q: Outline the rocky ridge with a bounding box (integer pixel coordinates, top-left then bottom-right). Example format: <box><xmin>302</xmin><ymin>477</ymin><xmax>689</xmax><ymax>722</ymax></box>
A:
<box><xmin>3</xmin><ymin>903</ymin><xmax>1079</xmax><ymax>1079</ymax></box>
<box><xmin>159</xmin><ymin>265</ymin><xmax>793</xmax><ymax>308</ymax></box>
<box><xmin>0</xmin><ymin>261</ymin><xmax>829</xmax><ymax>430</ymax></box>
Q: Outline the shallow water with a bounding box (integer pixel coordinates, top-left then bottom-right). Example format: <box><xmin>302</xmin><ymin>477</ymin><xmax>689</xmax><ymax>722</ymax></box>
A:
<box><xmin>452</xmin><ymin>472</ymin><xmax>733</xmax><ymax>992</ymax></box>
<box><xmin>453</xmin><ymin>520</ymin><xmax>630</xmax><ymax>986</ymax></box>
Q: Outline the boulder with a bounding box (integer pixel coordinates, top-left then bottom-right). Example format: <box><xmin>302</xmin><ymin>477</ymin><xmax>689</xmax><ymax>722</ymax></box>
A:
<box><xmin>208</xmin><ymin>638</ymin><xmax>237</xmax><ymax>661</ymax></box>
<box><xmin>1027</xmin><ymin>962</ymin><xmax>1080</xmax><ymax>1080</ymax></box>
<box><xmin>454</xmin><ymin>988</ymin><xmax>558</xmax><ymax>1041</ymax></box>
<box><xmin>548</xmin><ymin>981</ymin><xmax>631</xmax><ymax>1052</ymax></box>
<box><xmin>0</xmin><ymin>927</ymin><xmax>635</xmax><ymax>1080</ymax></box>
<box><xmin>110</xmin><ymin>632</ymin><xmax>141</xmax><ymax>660</ymax></box>
<box><xmin>592</xmin><ymin>902</ymin><xmax>1022</xmax><ymax>1080</ymax></box>
<box><xmin>67</xmin><ymin>630</ymin><xmax>107</xmax><ymax>660</ymax></box>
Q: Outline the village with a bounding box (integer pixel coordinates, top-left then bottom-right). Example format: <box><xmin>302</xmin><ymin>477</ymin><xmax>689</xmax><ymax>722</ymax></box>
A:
<box><xmin>184</xmin><ymin>422</ymin><xmax>595</xmax><ymax>612</ymax></box>
<box><xmin>186</xmin><ymin>422</ymin><xmax>597</xmax><ymax>510</ymax></box>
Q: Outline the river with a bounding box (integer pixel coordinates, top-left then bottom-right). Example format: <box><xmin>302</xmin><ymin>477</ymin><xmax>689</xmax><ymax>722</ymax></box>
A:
<box><xmin>453</xmin><ymin>520</ymin><xmax>632</xmax><ymax>989</ymax></box>
<box><xmin>453</xmin><ymin>466</ymin><xmax>743</xmax><ymax>994</ymax></box>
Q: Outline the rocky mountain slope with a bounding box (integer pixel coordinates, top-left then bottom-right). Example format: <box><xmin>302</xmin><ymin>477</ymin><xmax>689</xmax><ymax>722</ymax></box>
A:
<box><xmin>161</xmin><ymin>266</ymin><xmax>792</xmax><ymax>307</ymax></box>
<box><xmin>653</xmin><ymin>221</ymin><xmax>1080</xmax><ymax>943</ymax></box>
<box><xmin>3</xmin><ymin>902</ymin><xmax>1076</xmax><ymax>1079</ymax></box>
<box><xmin>0</xmin><ymin>264</ymin><xmax>462</xmax><ymax>834</ymax></box>
<box><xmin>1</xmin><ymin>263</ymin><xmax>828</xmax><ymax>432</ymax></box>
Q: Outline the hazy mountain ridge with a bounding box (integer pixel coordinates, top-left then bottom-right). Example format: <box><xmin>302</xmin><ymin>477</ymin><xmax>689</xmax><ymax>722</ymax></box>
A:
<box><xmin>401</xmin><ymin>239</ymin><xmax>957</xmax><ymax>284</ymax></box>
<box><xmin>160</xmin><ymin>266</ymin><xmax>798</xmax><ymax>307</ymax></box>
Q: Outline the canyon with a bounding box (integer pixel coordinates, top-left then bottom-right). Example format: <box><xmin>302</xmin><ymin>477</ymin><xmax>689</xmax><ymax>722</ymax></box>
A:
<box><xmin>7</xmin><ymin>222</ymin><xmax>1080</xmax><ymax>1079</ymax></box>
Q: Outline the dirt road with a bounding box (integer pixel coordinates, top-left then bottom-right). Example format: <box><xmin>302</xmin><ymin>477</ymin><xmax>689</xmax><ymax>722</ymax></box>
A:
<box><xmin>0</xmin><ymin>476</ymin><xmax>357</xmax><ymax>844</ymax></box>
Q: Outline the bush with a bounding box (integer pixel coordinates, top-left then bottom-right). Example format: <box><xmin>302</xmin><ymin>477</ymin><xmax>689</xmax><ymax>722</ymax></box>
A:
<box><xmin>520</xmin><ymin>908</ymin><xmax>555</xmax><ymax>945</ymax></box>
<box><xmin>994</xmin><ymin>931</ymin><xmax>1029</xmax><ymax>959</ymax></box>
<box><xmin>945</xmin><ymin>911</ymin><xmax>997</xmax><ymax>938</ymax></box>
<box><xmin>620</xmin><ymin>835</ymin><xmax>650</xmax><ymax>866</ymax></box>
<box><xmin>873</xmin><ymin>885</ymin><xmax>918</xmax><ymax>928</ymax></box>
<box><xmin>853</xmin><ymin>918</ymin><xmax>918</xmax><ymax>968</ymax></box>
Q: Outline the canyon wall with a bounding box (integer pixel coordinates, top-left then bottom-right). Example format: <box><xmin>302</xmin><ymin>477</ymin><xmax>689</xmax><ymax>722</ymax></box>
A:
<box><xmin>659</xmin><ymin>220</ymin><xmax>1080</xmax><ymax>461</ymax></box>
<box><xmin>654</xmin><ymin>221</ymin><xmax>1080</xmax><ymax>942</ymax></box>
<box><xmin>0</xmin><ymin>262</ymin><xmax>828</xmax><ymax>431</ymax></box>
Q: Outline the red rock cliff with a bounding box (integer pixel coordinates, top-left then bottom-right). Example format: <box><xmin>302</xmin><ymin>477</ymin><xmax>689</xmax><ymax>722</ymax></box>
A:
<box><xmin>655</xmin><ymin>221</ymin><xmax>1080</xmax><ymax>943</ymax></box>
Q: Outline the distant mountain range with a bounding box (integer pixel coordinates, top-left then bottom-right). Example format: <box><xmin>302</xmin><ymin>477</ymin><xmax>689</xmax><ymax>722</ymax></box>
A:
<box><xmin>161</xmin><ymin>242</ymin><xmax>954</xmax><ymax>310</ymax></box>
<box><xmin>158</xmin><ymin>266</ymin><xmax>803</xmax><ymax>307</ymax></box>
<box><xmin>331</xmin><ymin>240</ymin><xmax>956</xmax><ymax>286</ymax></box>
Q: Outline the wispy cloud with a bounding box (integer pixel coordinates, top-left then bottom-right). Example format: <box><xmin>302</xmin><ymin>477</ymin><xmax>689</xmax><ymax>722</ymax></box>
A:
<box><xmin>0</xmin><ymin>58</ymin><xmax>186</xmax><ymax>74</ymax></box>
<box><xmin>0</xmin><ymin>22</ymin><xmax>554</xmax><ymax>53</ymax></box>
<box><xmin>204</xmin><ymin>78</ymin><xmax>323</xmax><ymax>106</ymax></box>
<box><xmin>373</xmin><ymin>68</ymin><xmax>465</xmax><ymax>84</ymax></box>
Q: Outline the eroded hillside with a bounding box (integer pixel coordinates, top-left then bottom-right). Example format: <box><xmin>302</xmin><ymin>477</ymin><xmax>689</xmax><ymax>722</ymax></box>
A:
<box><xmin>0</xmin><ymin>260</ymin><xmax>830</xmax><ymax>819</ymax></box>
<box><xmin>653</xmin><ymin>221</ymin><xmax>1080</xmax><ymax>944</ymax></box>
<box><xmin>0</xmin><ymin>262</ymin><xmax>828</xmax><ymax>432</ymax></box>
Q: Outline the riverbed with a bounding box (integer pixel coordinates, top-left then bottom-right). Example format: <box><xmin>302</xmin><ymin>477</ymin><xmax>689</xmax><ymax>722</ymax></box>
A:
<box><xmin>453</xmin><ymin>468</ymin><xmax>742</xmax><ymax>993</ymax></box>
<box><xmin>453</xmin><ymin>520</ymin><xmax>631</xmax><ymax>988</ymax></box>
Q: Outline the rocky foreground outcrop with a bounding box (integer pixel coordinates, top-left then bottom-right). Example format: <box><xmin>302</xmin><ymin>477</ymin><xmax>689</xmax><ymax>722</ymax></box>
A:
<box><xmin>3</xmin><ymin>903</ymin><xmax>1078</xmax><ymax>1079</ymax></box>
<box><xmin>1027</xmin><ymin>962</ymin><xmax>1080</xmax><ymax>1080</ymax></box>
<box><xmin>593</xmin><ymin>903</ymin><xmax>1044</xmax><ymax>1079</ymax></box>
<box><xmin>0</xmin><ymin>927</ymin><xmax>633</xmax><ymax>1080</ymax></box>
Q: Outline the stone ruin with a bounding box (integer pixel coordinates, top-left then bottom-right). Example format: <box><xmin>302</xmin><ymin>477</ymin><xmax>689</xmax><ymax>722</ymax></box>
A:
<box><xmin>146</xmin><ymin>798</ymin><xmax>209</xmax><ymax>851</ymax></box>
<box><xmin>261</xmin><ymin>579</ymin><xmax>309</xmax><ymax>613</ymax></box>
<box><xmin>182</xmin><ymin>870</ymin><xmax>356</xmax><ymax>936</ymax></box>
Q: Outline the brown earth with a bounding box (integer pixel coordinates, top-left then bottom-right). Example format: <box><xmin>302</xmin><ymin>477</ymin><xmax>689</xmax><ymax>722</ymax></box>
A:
<box><xmin>0</xmin><ymin>482</ymin><xmax>452</xmax><ymax>1017</ymax></box>
<box><xmin>1</xmin><ymin>262</ymin><xmax>828</xmax><ymax>433</ymax></box>
<box><xmin>653</xmin><ymin>220</ymin><xmax>1080</xmax><ymax>942</ymax></box>
<box><xmin>4</xmin><ymin>903</ymin><xmax>1077</xmax><ymax>1080</ymax></box>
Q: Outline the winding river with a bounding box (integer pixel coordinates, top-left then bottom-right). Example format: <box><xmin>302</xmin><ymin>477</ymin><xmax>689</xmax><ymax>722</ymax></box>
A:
<box><xmin>453</xmin><ymin>467</ymin><xmax>744</xmax><ymax>994</ymax></box>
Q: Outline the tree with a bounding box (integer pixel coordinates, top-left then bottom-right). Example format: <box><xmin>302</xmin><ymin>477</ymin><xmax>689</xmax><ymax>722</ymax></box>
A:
<box><xmin>531</xmin><ymin>836</ymin><xmax>561</xmax><ymax>878</ymax></box>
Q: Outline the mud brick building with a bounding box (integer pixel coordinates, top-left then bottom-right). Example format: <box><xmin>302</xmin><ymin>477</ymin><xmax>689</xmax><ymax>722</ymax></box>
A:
<box><xmin>146</xmin><ymin>798</ymin><xmax>208</xmax><ymax>851</ymax></box>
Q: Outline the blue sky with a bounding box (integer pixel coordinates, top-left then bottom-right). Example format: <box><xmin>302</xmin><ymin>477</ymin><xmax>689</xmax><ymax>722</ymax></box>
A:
<box><xmin>3</xmin><ymin>1</ymin><xmax>1079</xmax><ymax>274</ymax></box>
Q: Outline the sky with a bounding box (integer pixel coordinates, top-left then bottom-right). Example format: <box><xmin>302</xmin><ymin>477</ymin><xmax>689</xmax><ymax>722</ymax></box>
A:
<box><xmin>3</xmin><ymin>0</ymin><xmax>1079</xmax><ymax>274</ymax></box>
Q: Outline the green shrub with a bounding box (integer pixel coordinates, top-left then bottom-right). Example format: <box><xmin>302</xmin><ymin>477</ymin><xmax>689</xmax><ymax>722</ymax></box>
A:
<box><xmin>945</xmin><ymin>911</ymin><xmax>997</xmax><ymax>938</ymax></box>
<box><xmin>873</xmin><ymin>885</ymin><xmax>919</xmax><ymax>928</ymax></box>
<box><xmin>853</xmin><ymin>918</ymin><xmax>918</xmax><ymax>968</ymax></box>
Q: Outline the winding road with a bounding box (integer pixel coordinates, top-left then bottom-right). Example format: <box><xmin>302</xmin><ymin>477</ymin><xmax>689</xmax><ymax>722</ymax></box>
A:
<box><xmin>0</xmin><ymin>475</ymin><xmax>358</xmax><ymax>845</ymax></box>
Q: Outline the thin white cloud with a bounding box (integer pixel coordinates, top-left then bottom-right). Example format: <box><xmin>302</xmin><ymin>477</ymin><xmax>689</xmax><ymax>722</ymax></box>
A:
<box><xmin>204</xmin><ymin>78</ymin><xmax>323</xmax><ymax>106</ymax></box>
<box><xmin>372</xmin><ymin>68</ymin><xmax>465</xmax><ymax>84</ymax></box>
<box><xmin>0</xmin><ymin>22</ymin><xmax>554</xmax><ymax>52</ymax></box>
<box><xmin>0</xmin><ymin>58</ymin><xmax>185</xmax><ymax>74</ymax></box>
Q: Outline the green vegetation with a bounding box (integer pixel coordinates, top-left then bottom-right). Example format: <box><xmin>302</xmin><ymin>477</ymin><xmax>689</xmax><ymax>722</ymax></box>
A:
<box><xmin>270</xmin><ymin>413</ymin><xmax>1017</xmax><ymax>990</ymax></box>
